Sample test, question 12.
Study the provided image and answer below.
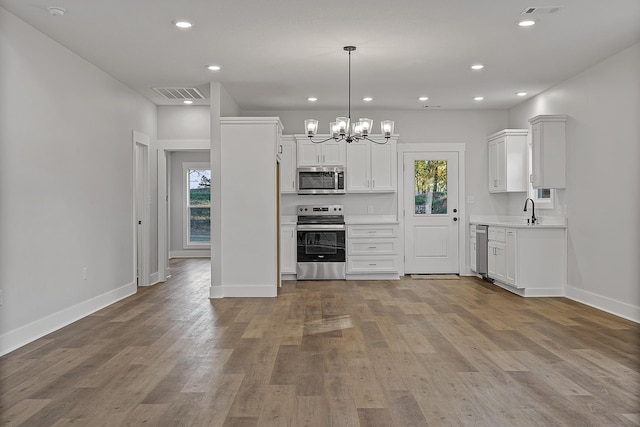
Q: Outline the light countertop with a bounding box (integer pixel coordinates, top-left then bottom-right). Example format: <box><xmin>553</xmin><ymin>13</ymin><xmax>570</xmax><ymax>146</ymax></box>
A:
<box><xmin>469</xmin><ymin>215</ymin><xmax>566</xmax><ymax>229</ymax></box>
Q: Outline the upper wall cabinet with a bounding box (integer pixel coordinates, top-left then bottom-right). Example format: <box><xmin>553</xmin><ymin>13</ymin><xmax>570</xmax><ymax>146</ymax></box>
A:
<box><xmin>296</xmin><ymin>136</ymin><xmax>346</xmax><ymax>167</ymax></box>
<box><xmin>278</xmin><ymin>136</ymin><xmax>296</xmax><ymax>193</ymax></box>
<box><xmin>487</xmin><ymin>129</ymin><xmax>528</xmax><ymax>193</ymax></box>
<box><xmin>528</xmin><ymin>115</ymin><xmax>567</xmax><ymax>189</ymax></box>
<box><xmin>346</xmin><ymin>138</ymin><xmax>397</xmax><ymax>193</ymax></box>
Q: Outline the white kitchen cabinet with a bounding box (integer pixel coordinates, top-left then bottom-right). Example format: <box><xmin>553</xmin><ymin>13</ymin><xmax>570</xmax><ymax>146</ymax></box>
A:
<box><xmin>487</xmin><ymin>241</ymin><xmax>506</xmax><ymax>282</ymax></box>
<box><xmin>470</xmin><ymin>225</ymin><xmax>477</xmax><ymax>272</ymax></box>
<box><xmin>528</xmin><ymin>115</ymin><xmax>567</xmax><ymax>189</ymax></box>
<box><xmin>504</xmin><ymin>229</ymin><xmax>517</xmax><ymax>286</ymax></box>
<box><xmin>346</xmin><ymin>138</ymin><xmax>397</xmax><ymax>192</ymax></box>
<box><xmin>280</xmin><ymin>224</ymin><xmax>296</xmax><ymax>274</ymax></box>
<box><xmin>487</xmin><ymin>225</ymin><xmax>566</xmax><ymax>296</ymax></box>
<box><xmin>278</xmin><ymin>136</ymin><xmax>296</xmax><ymax>193</ymax></box>
<box><xmin>347</xmin><ymin>224</ymin><xmax>399</xmax><ymax>277</ymax></box>
<box><xmin>296</xmin><ymin>137</ymin><xmax>346</xmax><ymax>167</ymax></box>
<box><xmin>487</xmin><ymin>129</ymin><xmax>528</xmax><ymax>193</ymax></box>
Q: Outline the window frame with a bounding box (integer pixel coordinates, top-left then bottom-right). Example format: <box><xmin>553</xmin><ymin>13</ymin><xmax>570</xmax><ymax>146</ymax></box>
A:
<box><xmin>182</xmin><ymin>162</ymin><xmax>211</xmax><ymax>248</ymax></box>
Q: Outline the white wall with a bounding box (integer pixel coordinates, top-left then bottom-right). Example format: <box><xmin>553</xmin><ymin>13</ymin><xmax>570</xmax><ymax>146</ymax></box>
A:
<box><xmin>210</xmin><ymin>118</ymin><xmax>281</xmax><ymax>298</ymax></box>
<box><xmin>508</xmin><ymin>43</ymin><xmax>640</xmax><ymax>321</ymax></box>
<box><xmin>169</xmin><ymin>151</ymin><xmax>211</xmax><ymax>257</ymax></box>
<box><xmin>0</xmin><ymin>7</ymin><xmax>157</xmax><ymax>354</ymax></box>
<box><xmin>158</xmin><ymin>106</ymin><xmax>210</xmax><ymax>140</ymax></box>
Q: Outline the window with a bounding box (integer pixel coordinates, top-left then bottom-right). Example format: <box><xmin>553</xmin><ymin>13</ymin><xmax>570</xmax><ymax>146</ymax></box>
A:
<box><xmin>528</xmin><ymin>139</ymin><xmax>554</xmax><ymax>209</ymax></box>
<box><xmin>183</xmin><ymin>162</ymin><xmax>211</xmax><ymax>246</ymax></box>
<box><xmin>414</xmin><ymin>160</ymin><xmax>448</xmax><ymax>215</ymax></box>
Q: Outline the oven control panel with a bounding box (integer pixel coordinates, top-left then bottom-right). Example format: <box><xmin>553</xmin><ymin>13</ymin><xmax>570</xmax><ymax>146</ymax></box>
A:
<box><xmin>298</xmin><ymin>205</ymin><xmax>343</xmax><ymax>215</ymax></box>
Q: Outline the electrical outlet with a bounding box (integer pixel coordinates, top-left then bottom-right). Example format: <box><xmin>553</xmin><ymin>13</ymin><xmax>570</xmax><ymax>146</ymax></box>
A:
<box><xmin>82</xmin><ymin>268</ymin><xmax>87</xmax><ymax>280</ymax></box>
<box><xmin>367</xmin><ymin>205</ymin><xmax>374</xmax><ymax>214</ymax></box>
<box><xmin>466</xmin><ymin>195</ymin><xmax>475</xmax><ymax>204</ymax></box>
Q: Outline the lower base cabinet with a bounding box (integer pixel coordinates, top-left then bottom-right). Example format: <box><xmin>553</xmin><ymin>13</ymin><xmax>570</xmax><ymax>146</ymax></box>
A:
<box><xmin>487</xmin><ymin>226</ymin><xmax>565</xmax><ymax>295</ymax></box>
<box><xmin>347</xmin><ymin>224</ymin><xmax>399</xmax><ymax>276</ymax></box>
<box><xmin>280</xmin><ymin>224</ymin><xmax>296</xmax><ymax>274</ymax></box>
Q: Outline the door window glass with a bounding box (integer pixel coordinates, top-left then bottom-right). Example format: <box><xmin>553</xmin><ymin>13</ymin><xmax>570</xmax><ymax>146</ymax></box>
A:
<box><xmin>414</xmin><ymin>160</ymin><xmax>447</xmax><ymax>215</ymax></box>
<box><xmin>305</xmin><ymin>232</ymin><xmax>337</xmax><ymax>254</ymax></box>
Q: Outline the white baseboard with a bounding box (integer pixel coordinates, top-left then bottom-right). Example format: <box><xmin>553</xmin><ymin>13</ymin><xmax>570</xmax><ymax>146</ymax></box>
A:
<box><xmin>0</xmin><ymin>281</ymin><xmax>136</xmax><ymax>356</ymax></box>
<box><xmin>170</xmin><ymin>250</ymin><xmax>211</xmax><ymax>258</ymax></box>
<box><xmin>346</xmin><ymin>273</ymin><xmax>400</xmax><ymax>281</ymax></box>
<box><xmin>565</xmin><ymin>285</ymin><xmax>640</xmax><ymax>323</ymax></box>
<box><xmin>209</xmin><ymin>285</ymin><xmax>277</xmax><ymax>298</ymax></box>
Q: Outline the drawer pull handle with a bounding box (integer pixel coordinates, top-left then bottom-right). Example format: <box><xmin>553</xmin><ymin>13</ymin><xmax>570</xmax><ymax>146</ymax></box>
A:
<box><xmin>368</xmin><ymin>231</ymin><xmax>377</xmax><ymax>234</ymax></box>
<box><xmin>368</xmin><ymin>246</ymin><xmax>377</xmax><ymax>249</ymax></box>
<box><xmin>369</xmin><ymin>263</ymin><xmax>377</xmax><ymax>266</ymax></box>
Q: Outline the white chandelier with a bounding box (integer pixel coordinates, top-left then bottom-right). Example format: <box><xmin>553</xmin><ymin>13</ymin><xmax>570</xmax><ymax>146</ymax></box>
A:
<box><xmin>304</xmin><ymin>46</ymin><xmax>395</xmax><ymax>145</ymax></box>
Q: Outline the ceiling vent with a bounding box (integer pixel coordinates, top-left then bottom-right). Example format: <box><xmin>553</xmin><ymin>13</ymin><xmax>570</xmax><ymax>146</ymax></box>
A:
<box><xmin>152</xmin><ymin>87</ymin><xmax>205</xmax><ymax>100</ymax></box>
<box><xmin>521</xmin><ymin>6</ymin><xmax>563</xmax><ymax>15</ymax></box>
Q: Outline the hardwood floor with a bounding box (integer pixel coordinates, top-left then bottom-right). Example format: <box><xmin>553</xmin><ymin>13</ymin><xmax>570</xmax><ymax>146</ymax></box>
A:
<box><xmin>1</xmin><ymin>258</ymin><xmax>639</xmax><ymax>426</ymax></box>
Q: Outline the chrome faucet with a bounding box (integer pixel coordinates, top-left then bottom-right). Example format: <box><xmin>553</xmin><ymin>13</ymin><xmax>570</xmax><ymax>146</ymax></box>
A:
<box><xmin>523</xmin><ymin>198</ymin><xmax>537</xmax><ymax>225</ymax></box>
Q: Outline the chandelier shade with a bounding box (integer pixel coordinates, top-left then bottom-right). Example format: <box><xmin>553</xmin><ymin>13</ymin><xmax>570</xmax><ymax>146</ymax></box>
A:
<box><xmin>304</xmin><ymin>46</ymin><xmax>394</xmax><ymax>145</ymax></box>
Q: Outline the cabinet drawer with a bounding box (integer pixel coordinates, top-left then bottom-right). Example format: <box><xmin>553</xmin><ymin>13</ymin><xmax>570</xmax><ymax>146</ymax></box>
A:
<box><xmin>488</xmin><ymin>227</ymin><xmax>506</xmax><ymax>243</ymax></box>
<box><xmin>347</xmin><ymin>256</ymin><xmax>398</xmax><ymax>273</ymax></box>
<box><xmin>348</xmin><ymin>239</ymin><xmax>398</xmax><ymax>256</ymax></box>
<box><xmin>348</xmin><ymin>225</ymin><xmax>398</xmax><ymax>238</ymax></box>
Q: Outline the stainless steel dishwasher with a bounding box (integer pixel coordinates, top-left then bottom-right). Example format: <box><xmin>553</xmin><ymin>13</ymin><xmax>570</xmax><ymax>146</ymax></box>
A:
<box><xmin>475</xmin><ymin>225</ymin><xmax>488</xmax><ymax>277</ymax></box>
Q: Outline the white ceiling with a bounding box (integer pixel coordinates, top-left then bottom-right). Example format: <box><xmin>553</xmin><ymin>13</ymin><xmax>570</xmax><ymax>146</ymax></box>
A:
<box><xmin>2</xmin><ymin>0</ymin><xmax>639</xmax><ymax>111</ymax></box>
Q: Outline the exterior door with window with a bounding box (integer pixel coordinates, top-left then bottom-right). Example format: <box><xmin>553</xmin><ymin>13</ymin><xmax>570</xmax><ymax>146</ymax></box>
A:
<box><xmin>403</xmin><ymin>152</ymin><xmax>459</xmax><ymax>273</ymax></box>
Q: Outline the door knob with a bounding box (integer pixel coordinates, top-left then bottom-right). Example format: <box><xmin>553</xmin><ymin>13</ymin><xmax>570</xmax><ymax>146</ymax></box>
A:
<box><xmin>453</xmin><ymin>217</ymin><xmax>458</xmax><ymax>222</ymax></box>
<box><xmin>453</xmin><ymin>208</ymin><xmax>458</xmax><ymax>213</ymax></box>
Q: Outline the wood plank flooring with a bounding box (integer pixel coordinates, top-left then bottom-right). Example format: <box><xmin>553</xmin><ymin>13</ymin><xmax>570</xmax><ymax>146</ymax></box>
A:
<box><xmin>1</xmin><ymin>258</ymin><xmax>639</xmax><ymax>426</ymax></box>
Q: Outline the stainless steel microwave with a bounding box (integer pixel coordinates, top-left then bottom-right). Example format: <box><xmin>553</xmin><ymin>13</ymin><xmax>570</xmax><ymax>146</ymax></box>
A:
<box><xmin>297</xmin><ymin>167</ymin><xmax>345</xmax><ymax>195</ymax></box>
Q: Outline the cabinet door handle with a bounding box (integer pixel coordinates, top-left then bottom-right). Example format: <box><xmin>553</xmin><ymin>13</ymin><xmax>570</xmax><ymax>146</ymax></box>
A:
<box><xmin>278</xmin><ymin>145</ymin><xmax>283</xmax><ymax>154</ymax></box>
<box><xmin>367</xmin><ymin>180</ymin><xmax>370</xmax><ymax>187</ymax></box>
<box><xmin>291</xmin><ymin>230</ymin><xmax>294</xmax><ymax>238</ymax></box>
<box><xmin>373</xmin><ymin>180</ymin><xmax>376</xmax><ymax>187</ymax></box>
<box><xmin>323</xmin><ymin>155</ymin><xmax>326</xmax><ymax>163</ymax></box>
<box><xmin>292</xmin><ymin>180</ymin><xmax>295</xmax><ymax>189</ymax></box>
<box><xmin>317</xmin><ymin>155</ymin><xmax>320</xmax><ymax>163</ymax></box>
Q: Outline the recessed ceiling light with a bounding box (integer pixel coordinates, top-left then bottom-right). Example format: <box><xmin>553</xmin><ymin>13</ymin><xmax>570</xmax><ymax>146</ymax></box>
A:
<box><xmin>516</xmin><ymin>92</ymin><xmax>528</xmax><ymax>97</ymax></box>
<box><xmin>363</xmin><ymin>97</ymin><xmax>373</xmax><ymax>102</ymax></box>
<box><xmin>418</xmin><ymin>96</ymin><xmax>429</xmax><ymax>101</ymax></box>
<box><xmin>174</xmin><ymin>20</ymin><xmax>193</xmax><ymax>29</ymax></box>
<box><xmin>307</xmin><ymin>97</ymin><xmax>318</xmax><ymax>102</ymax></box>
<box><xmin>471</xmin><ymin>64</ymin><xmax>484</xmax><ymax>70</ymax></box>
<box><xmin>207</xmin><ymin>65</ymin><xmax>221</xmax><ymax>71</ymax></box>
<box><xmin>183</xmin><ymin>100</ymin><xmax>193</xmax><ymax>105</ymax></box>
<box><xmin>474</xmin><ymin>96</ymin><xmax>484</xmax><ymax>101</ymax></box>
<box><xmin>518</xmin><ymin>19</ymin><xmax>536</xmax><ymax>27</ymax></box>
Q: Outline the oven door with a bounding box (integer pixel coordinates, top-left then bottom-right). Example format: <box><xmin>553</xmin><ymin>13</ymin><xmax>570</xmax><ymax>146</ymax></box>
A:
<box><xmin>296</xmin><ymin>228</ymin><xmax>346</xmax><ymax>262</ymax></box>
<box><xmin>296</xmin><ymin>227</ymin><xmax>346</xmax><ymax>280</ymax></box>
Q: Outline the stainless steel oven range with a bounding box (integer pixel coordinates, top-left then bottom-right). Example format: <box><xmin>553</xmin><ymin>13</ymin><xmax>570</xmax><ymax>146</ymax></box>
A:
<box><xmin>296</xmin><ymin>204</ymin><xmax>346</xmax><ymax>280</ymax></box>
